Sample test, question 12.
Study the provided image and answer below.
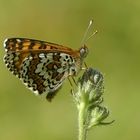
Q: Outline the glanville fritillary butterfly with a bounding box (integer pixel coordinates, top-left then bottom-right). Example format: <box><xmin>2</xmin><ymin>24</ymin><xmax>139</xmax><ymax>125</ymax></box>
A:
<box><xmin>3</xmin><ymin>20</ymin><xmax>96</xmax><ymax>101</ymax></box>
<box><xmin>3</xmin><ymin>38</ymin><xmax>88</xmax><ymax>101</ymax></box>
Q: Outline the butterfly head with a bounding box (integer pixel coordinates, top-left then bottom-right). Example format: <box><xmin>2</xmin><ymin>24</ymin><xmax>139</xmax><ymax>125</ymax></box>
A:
<box><xmin>79</xmin><ymin>44</ymin><xmax>88</xmax><ymax>59</ymax></box>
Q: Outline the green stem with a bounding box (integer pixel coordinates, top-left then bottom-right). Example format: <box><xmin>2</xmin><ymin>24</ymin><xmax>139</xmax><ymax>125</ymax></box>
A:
<box><xmin>78</xmin><ymin>102</ymin><xmax>88</xmax><ymax>140</ymax></box>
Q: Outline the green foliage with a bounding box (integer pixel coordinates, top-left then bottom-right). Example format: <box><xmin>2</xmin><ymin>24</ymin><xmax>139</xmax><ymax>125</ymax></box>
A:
<box><xmin>72</xmin><ymin>68</ymin><xmax>114</xmax><ymax>140</ymax></box>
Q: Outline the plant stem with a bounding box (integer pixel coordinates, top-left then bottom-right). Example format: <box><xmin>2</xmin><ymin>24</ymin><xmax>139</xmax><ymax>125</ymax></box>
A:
<box><xmin>78</xmin><ymin>102</ymin><xmax>88</xmax><ymax>140</ymax></box>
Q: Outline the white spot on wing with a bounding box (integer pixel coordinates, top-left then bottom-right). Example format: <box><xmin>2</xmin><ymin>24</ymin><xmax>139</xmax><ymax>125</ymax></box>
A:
<box><xmin>28</xmin><ymin>86</ymin><xmax>39</xmax><ymax>95</ymax></box>
<box><xmin>43</xmin><ymin>72</ymin><xmax>49</xmax><ymax>79</ymax></box>
<box><xmin>16</xmin><ymin>39</ymin><xmax>21</xmax><ymax>43</ymax></box>
<box><xmin>3</xmin><ymin>39</ymin><xmax>9</xmax><ymax>52</ymax></box>
<box><xmin>3</xmin><ymin>38</ymin><xmax>8</xmax><ymax>48</ymax></box>
<box><xmin>43</xmin><ymin>80</ymin><xmax>48</xmax><ymax>86</ymax></box>
<box><xmin>33</xmin><ymin>90</ymin><xmax>39</xmax><ymax>95</ymax></box>
<box><xmin>39</xmin><ymin>70</ymin><xmax>46</xmax><ymax>76</ymax></box>
<box><xmin>35</xmin><ymin>63</ymin><xmax>44</xmax><ymax>73</ymax></box>
<box><xmin>39</xmin><ymin>53</ymin><xmax>45</xmax><ymax>58</ymax></box>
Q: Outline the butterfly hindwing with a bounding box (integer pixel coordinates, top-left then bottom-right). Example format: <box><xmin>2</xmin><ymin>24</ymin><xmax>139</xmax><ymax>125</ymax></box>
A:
<box><xmin>20</xmin><ymin>52</ymin><xmax>69</xmax><ymax>95</ymax></box>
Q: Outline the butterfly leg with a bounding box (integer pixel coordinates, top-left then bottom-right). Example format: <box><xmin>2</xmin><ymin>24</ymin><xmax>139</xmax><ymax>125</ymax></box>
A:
<box><xmin>84</xmin><ymin>62</ymin><xmax>88</xmax><ymax>69</ymax></box>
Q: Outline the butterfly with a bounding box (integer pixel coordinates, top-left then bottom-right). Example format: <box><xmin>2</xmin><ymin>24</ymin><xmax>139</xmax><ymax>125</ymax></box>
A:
<box><xmin>3</xmin><ymin>38</ymin><xmax>88</xmax><ymax>101</ymax></box>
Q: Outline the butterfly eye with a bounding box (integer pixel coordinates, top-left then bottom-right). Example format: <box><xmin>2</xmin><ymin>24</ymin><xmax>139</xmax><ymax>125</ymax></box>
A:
<box><xmin>79</xmin><ymin>45</ymin><xmax>88</xmax><ymax>58</ymax></box>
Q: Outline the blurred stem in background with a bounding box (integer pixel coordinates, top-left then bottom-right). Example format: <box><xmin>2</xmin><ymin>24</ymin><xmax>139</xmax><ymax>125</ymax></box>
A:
<box><xmin>72</xmin><ymin>68</ymin><xmax>114</xmax><ymax>140</ymax></box>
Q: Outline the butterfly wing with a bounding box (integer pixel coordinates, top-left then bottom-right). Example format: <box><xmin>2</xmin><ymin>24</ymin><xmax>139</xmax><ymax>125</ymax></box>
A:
<box><xmin>19</xmin><ymin>52</ymin><xmax>69</xmax><ymax>94</ymax></box>
<box><xmin>4</xmin><ymin>38</ymin><xmax>79</xmax><ymax>99</ymax></box>
<box><xmin>4</xmin><ymin>38</ymin><xmax>78</xmax><ymax>54</ymax></box>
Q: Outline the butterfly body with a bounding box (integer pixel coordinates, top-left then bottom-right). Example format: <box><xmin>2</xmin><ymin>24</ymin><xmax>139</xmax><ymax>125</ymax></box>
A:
<box><xmin>4</xmin><ymin>38</ymin><xmax>88</xmax><ymax>100</ymax></box>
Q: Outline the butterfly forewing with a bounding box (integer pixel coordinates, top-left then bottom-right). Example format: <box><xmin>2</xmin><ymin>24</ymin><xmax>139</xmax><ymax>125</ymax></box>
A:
<box><xmin>4</xmin><ymin>38</ymin><xmax>85</xmax><ymax>100</ymax></box>
<box><xmin>4</xmin><ymin>38</ymin><xmax>77</xmax><ymax>54</ymax></box>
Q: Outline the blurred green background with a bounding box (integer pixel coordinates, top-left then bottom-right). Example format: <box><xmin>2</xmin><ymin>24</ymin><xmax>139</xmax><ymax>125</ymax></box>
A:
<box><xmin>0</xmin><ymin>0</ymin><xmax>140</xmax><ymax>140</ymax></box>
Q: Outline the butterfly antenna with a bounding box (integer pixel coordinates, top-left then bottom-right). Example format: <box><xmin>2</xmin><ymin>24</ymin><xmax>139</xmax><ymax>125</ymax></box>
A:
<box><xmin>84</xmin><ymin>30</ymin><xmax>98</xmax><ymax>44</ymax></box>
<box><xmin>81</xmin><ymin>19</ymin><xmax>93</xmax><ymax>46</ymax></box>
